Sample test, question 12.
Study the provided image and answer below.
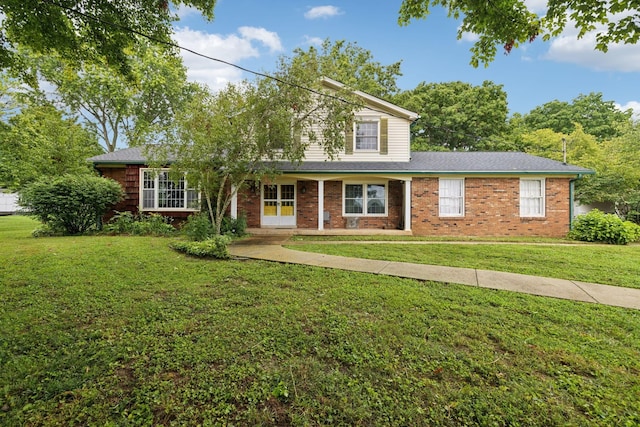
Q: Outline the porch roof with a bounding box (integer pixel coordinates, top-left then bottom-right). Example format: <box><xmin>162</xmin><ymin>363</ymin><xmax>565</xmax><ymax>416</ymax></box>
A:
<box><xmin>89</xmin><ymin>147</ymin><xmax>594</xmax><ymax>176</ymax></box>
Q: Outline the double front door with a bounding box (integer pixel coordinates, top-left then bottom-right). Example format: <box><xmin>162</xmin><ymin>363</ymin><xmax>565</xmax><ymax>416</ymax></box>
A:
<box><xmin>261</xmin><ymin>183</ymin><xmax>296</xmax><ymax>227</ymax></box>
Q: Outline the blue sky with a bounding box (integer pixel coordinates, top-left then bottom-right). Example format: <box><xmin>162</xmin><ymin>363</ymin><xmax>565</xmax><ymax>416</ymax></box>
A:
<box><xmin>171</xmin><ymin>1</ymin><xmax>640</xmax><ymax>119</ymax></box>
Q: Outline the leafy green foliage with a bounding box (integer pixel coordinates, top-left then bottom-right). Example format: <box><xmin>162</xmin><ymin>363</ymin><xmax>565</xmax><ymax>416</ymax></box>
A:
<box><xmin>394</xmin><ymin>80</ymin><xmax>508</xmax><ymax>151</ymax></box>
<box><xmin>19</xmin><ymin>175</ymin><xmax>123</xmax><ymax>234</ymax></box>
<box><xmin>569</xmin><ymin>209</ymin><xmax>640</xmax><ymax>245</ymax></box>
<box><xmin>523</xmin><ymin>93</ymin><xmax>632</xmax><ymax>141</ymax></box>
<box><xmin>0</xmin><ymin>0</ymin><xmax>217</xmax><ymax>82</ymax></box>
<box><xmin>181</xmin><ymin>212</ymin><xmax>215</xmax><ymax>241</ymax></box>
<box><xmin>170</xmin><ymin>235</ymin><xmax>231</xmax><ymax>259</ymax></box>
<box><xmin>398</xmin><ymin>0</ymin><xmax>640</xmax><ymax>66</ymax></box>
<box><xmin>32</xmin><ymin>41</ymin><xmax>195</xmax><ymax>152</ymax></box>
<box><xmin>221</xmin><ymin>214</ymin><xmax>247</xmax><ymax>237</ymax></box>
<box><xmin>149</xmin><ymin>54</ymin><xmax>360</xmax><ymax>235</ymax></box>
<box><xmin>104</xmin><ymin>211</ymin><xmax>176</xmax><ymax>236</ymax></box>
<box><xmin>0</xmin><ymin>102</ymin><xmax>101</xmax><ymax>190</ymax></box>
<box><xmin>290</xmin><ymin>39</ymin><xmax>402</xmax><ymax>99</ymax></box>
<box><xmin>1</xmin><ymin>215</ymin><xmax>640</xmax><ymax>425</ymax></box>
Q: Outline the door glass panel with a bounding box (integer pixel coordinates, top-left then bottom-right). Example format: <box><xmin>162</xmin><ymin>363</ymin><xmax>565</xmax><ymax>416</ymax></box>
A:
<box><xmin>280</xmin><ymin>185</ymin><xmax>295</xmax><ymax>216</ymax></box>
<box><xmin>263</xmin><ymin>185</ymin><xmax>277</xmax><ymax>216</ymax></box>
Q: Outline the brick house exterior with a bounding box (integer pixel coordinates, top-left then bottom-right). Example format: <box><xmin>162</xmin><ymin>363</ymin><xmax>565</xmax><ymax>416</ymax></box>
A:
<box><xmin>89</xmin><ymin>79</ymin><xmax>593</xmax><ymax>238</ymax></box>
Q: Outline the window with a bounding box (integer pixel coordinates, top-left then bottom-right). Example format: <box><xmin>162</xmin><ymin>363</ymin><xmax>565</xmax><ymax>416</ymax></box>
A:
<box><xmin>355</xmin><ymin>121</ymin><xmax>378</xmax><ymax>150</ymax></box>
<box><xmin>344</xmin><ymin>183</ymin><xmax>387</xmax><ymax>216</ymax></box>
<box><xmin>141</xmin><ymin>169</ymin><xmax>199</xmax><ymax>211</ymax></box>
<box><xmin>520</xmin><ymin>178</ymin><xmax>545</xmax><ymax>217</ymax></box>
<box><xmin>439</xmin><ymin>178</ymin><xmax>464</xmax><ymax>217</ymax></box>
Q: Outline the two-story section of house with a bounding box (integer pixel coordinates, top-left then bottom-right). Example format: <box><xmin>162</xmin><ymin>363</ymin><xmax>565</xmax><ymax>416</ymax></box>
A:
<box><xmin>90</xmin><ymin>78</ymin><xmax>593</xmax><ymax>237</ymax></box>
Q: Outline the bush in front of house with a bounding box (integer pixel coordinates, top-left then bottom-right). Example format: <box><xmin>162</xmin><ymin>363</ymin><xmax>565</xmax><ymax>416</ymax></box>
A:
<box><xmin>19</xmin><ymin>174</ymin><xmax>123</xmax><ymax>235</ymax></box>
<box><xmin>569</xmin><ymin>209</ymin><xmax>640</xmax><ymax>245</ymax></box>
<box><xmin>182</xmin><ymin>212</ymin><xmax>215</xmax><ymax>241</ymax></box>
<box><xmin>105</xmin><ymin>211</ymin><xmax>176</xmax><ymax>236</ymax></box>
<box><xmin>221</xmin><ymin>214</ymin><xmax>247</xmax><ymax>237</ymax></box>
<box><xmin>170</xmin><ymin>235</ymin><xmax>231</xmax><ymax>259</ymax></box>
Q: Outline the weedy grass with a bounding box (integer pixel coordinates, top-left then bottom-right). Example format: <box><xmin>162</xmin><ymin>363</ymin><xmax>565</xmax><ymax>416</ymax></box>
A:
<box><xmin>290</xmin><ymin>241</ymin><xmax>640</xmax><ymax>289</ymax></box>
<box><xmin>1</xmin><ymin>216</ymin><xmax>639</xmax><ymax>426</ymax></box>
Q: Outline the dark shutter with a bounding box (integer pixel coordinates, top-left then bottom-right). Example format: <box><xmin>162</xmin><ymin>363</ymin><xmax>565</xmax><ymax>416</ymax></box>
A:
<box><xmin>380</xmin><ymin>118</ymin><xmax>388</xmax><ymax>155</ymax></box>
<box><xmin>345</xmin><ymin>119</ymin><xmax>354</xmax><ymax>155</ymax></box>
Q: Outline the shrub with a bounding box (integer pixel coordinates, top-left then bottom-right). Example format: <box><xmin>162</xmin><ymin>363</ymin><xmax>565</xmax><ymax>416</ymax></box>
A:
<box><xmin>221</xmin><ymin>214</ymin><xmax>247</xmax><ymax>237</ymax></box>
<box><xmin>19</xmin><ymin>175</ymin><xmax>123</xmax><ymax>235</ymax></box>
<box><xmin>105</xmin><ymin>212</ymin><xmax>175</xmax><ymax>236</ymax></box>
<box><xmin>182</xmin><ymin>213</ymin><xmax>214</xmax><ymax>241</ymax></box>
<box><xmin>569</xmin><ymin>209</ymin><xmax>640</xmax><ymax>245</ymax></box>
<box><xmin>170</xmin><ymin>235</ymin><xmax>231</xmax><ymax>259</ymax></box>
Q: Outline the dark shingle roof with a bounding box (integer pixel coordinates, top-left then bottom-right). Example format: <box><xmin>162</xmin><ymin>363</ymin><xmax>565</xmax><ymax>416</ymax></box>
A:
<box><xmin>90</xmin><ymin>148</ymin><xmax>593</xmax><ymax>176</ymax></box>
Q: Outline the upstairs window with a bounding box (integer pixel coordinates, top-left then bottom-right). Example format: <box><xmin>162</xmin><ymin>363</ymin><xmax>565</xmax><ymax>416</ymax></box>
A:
<box><xmin>355</xmin><ymin>121</ymin><xmax>379</xmax><ymax>151</ymax></box>
<box><xmin>439</xmin><ymin>178</ymin><xmax>465</xmax><ymax>217</ymax></box>
<box><xmin>520</xmin><ymin>178</ymin><xmax>545</xmax><ymax>217</ymax></box>
<box><xmin>141</xmin><ymin>169</ymin><xmax>199</xmax><ymax>211</ymax></box>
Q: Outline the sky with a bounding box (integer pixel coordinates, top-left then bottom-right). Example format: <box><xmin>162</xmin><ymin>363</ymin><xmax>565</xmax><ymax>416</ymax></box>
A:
<box><xmin>170</xmin><ymin>0</ymin><xmax>640</xmax><ymax>119</ymax></box>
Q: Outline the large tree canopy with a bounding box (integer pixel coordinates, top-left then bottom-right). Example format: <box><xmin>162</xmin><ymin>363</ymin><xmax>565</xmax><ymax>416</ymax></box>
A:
<box><xmin>522</xmin><ymin>93</ymin><xmax>633</xmax><ymax>141</ymax></box>
<box><xmin>290</xmin><ymin>39</ymin><xmax>403</xmax><ymax>99</ymax></box>
<box><xmin>398</xmin><ymin>0</ymin><xmax>640</xmax><ymax>66</ymax></box>
<box><xmin>150</xmin><ymin>54</ymin><xmax>361</xmax><ymax>235</ymax></box>
<box><xmin>0</xmin><ymin>0</ymin><xmax>217</xmax><ymax>79</ymax></box>
<box><xmin>33</xmin><ymin>42</ymin><xmax>194</xmax><ymax>152</ymax></box>
<box><xmin>394</xmin><ymin>80</ymin><xmax>509</xmax><ymax>151</ymax></box>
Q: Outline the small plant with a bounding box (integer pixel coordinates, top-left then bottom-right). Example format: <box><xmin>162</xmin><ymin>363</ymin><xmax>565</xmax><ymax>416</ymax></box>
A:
<box><xmin>19</xmin><ymin>174</ymin><xmax>123</xmax><ymax>235</ymax></box>
<box><xmin>105</xmin><ymin>212</ymin><xmax>175</xmax><ymax>236</ymax></box>
<box><xmin>182</xmin><ymin>213</ymin><xmax>214</xmax><ymax>241</ymax></box>
<box><xmin>221</xmin><ymin>214</ymin><xmax>247</xmax><ymax>237</ymax></box>
<box><xmin>170</xmin><ymin>235</ymin><xmax>231</xmax><ymax>259</ymax></box>
<box><xmin>569</xmin><ymin>209</ymin><xmax>640</xmax><ymax>245</ymax></box>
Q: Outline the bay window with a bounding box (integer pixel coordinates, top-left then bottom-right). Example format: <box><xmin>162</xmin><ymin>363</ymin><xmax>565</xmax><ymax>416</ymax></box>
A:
<box><xmin>141</xmin><ymin>169</ymin><xmax>199</xmax><ymax>211</ymax></box>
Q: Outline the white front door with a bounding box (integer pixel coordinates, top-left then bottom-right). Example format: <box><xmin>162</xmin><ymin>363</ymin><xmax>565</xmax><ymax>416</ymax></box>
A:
<box><xmin>261</xmin><ymin>183</ymin><xmax>296</xmax><ymax>227</ymax></box>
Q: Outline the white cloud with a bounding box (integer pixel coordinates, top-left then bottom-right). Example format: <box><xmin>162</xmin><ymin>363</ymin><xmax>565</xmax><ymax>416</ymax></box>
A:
<box><xmin>617</xmin><ymin>101</ymin><xmax>640</xmax><ymax>121</ymax></box>
<box><xmin>303</xmin><ymin>35</ymin><xmax>324</xmax><ymax>46</ymax></box>
<box><xmin>173</xmin><ymin>5</ymin><xmax>200</xmax><ymax>20</ymax></box>
<box><xmin>545</xmin><ymin>31</ymin><xmax>640</xmax><ymax>72</ymax></box>
<box><xmin>304</xmin><ymin>6</ymin><xmax>342</xmax><ymax>20</ymax></box>
<box><xmin>238</xmin><ymin>26</ymin><xmax>283</xmax><ymax>53</ymax></box>
<box><xmin>173</xmin><ymin>27</ymin><xmax>269</xmax><ymax>91</ymax></box>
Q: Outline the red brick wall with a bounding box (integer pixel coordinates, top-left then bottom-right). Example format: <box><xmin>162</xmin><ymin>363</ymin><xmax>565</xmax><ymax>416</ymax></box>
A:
<box><xmin>411</xmin><ymin>177</ymin><xmax>571</xmax><ymax>237</ymax></box>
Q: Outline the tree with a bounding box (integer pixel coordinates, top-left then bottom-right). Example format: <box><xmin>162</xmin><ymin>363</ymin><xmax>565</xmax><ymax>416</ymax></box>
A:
<box><xmin>0</xmin><ymin>0</ymin><xmax>217</xmax><ymax>80</ymax></box>
<box><xmin>398</xmin><ymin>0</ymin><xmax>640</xmax><ymax>67</ymax></box>
<box><xmin>290</xmin><ymin>39</ymin><xmax>403</xmax><ymax>99</ymax></box>
<box><xmin>34</xmin><ymin>42</ymin><xmax>194</xmax><ymax>152</ymax></box>
<box><xmin>394</xmin><ymin>80</ymin><xmax>509</xmax><ymax>151</ymax></box>
<box><xmin>523</xmin><ymin>93</ymin><xmax>633</xmax><ymax>141</ymax></box>
<box><xmin>149</xmin><ymin>61</ymin><xmax>360</xmax><ymax>235</ymax></box>
<box><xmin>0</xmin><ymin>102</ymin><xmax>102</xmax><ymax>190</ymax></box>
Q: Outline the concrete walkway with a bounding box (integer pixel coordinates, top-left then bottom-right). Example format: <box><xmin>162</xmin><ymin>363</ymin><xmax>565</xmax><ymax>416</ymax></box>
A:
<box><xmin>230</xmin><ymin>236</ymin><xmax>640</xmax><ymax>310</ymax></box>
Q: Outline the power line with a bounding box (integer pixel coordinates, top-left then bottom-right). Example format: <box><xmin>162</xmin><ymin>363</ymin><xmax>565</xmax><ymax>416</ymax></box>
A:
<box><xmin>40</xmin><ymin>0</ymin><xmax>412</xmax><ymax>118</ymax></box>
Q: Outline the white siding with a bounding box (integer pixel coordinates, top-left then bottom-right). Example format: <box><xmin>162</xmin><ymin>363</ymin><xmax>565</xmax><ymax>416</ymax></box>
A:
<box><xmin>302</xmin><ymin>108</ymin><xmax>412</xmax><ymax>163</ymax></box>
<box><xmin>0</xmin><ymin>190</ymin><xmax>19</xmax><ymax>214</ymax></box>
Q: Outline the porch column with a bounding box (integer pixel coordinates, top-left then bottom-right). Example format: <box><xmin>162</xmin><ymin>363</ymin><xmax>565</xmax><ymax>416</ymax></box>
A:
<box><xmin>403</xmin><ymin>179</ymin><xmax>412</xmax><ymax>231</ymax></box>
<box><xmin>317</xmin><ymin>180</ymin><xmax>325</xmax><ymax>231</ymax></box>
<box><xmin>230</xmin><ymin>184</ymin><xmax>238</xmax><ymax>219</ymax></box>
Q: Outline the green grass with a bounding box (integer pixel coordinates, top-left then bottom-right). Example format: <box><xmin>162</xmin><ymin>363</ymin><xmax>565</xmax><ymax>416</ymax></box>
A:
<box><xmin>1</xmin><ymin>216</ymin><xmax>640</xmax><ymax>426</ymax></box>
<box><xmin>288</xmin><ymin>242</ymin><xmax>640</xmax><ymax>289</ymax></box>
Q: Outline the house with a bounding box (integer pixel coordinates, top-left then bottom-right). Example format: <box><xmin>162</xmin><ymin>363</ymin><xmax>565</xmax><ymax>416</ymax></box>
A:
<box><xmin>0</xmin><ymin>189</ymin><xmax>19</xmax><ymax>215</ymax></box>
<box><xmin>89</xmin><ymin>79</ymin><xmax>593</xmax><ymax>237</ymax></box>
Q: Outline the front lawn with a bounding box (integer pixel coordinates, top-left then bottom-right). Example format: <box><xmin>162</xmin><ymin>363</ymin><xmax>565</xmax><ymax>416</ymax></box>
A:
<box><xmin>289</xmin><ymin>241</ymin><xmax>640</xmax><ymax>289</ymax></box>
<box><xmin>1</xmin><ymin>216</ymin><xmax>639</xmax><ymax>426</ymax></box>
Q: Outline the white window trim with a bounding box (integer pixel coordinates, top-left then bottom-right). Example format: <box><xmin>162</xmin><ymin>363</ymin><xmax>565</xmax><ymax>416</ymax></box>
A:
<box><xmin>354</xmin><ymin>116</ymin><xmax>380</xmax><ymax>152</ymax></box>
<box><xmin>139</xmin><ymin>168</ymin><xmax>199</xmax><ymax>212</ymax></box>
<box><xmin>520</xmin><ymin>178</ymin><xmax>546</xmax><ymax>218</ymax></box>
<box><xmin>342</xmin><ymin>181</ymin><xmax>388</xmax><ymax>217</ymax></box>
<box><xmin>439</xmin><ymin>178</ymin><xmax>465</xmax><ymax>217</ymax></box>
